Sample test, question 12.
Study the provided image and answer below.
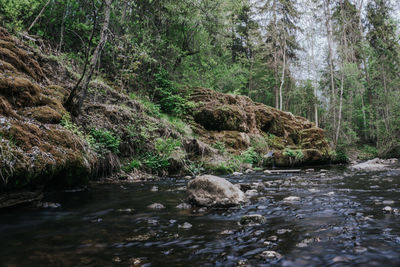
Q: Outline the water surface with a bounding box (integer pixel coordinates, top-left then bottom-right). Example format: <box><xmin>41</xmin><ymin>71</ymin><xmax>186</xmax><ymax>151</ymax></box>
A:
<box><xmin>1</xmin><ymin>168</ymin><xmax>400</xmax><ymax>266</ymax></box>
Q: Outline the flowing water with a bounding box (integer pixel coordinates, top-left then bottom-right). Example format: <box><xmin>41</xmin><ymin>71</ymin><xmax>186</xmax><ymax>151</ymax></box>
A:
<box><xmin>1</xmin><ymin>168</ymin><xmax>400</xmax><ymax>266</ymax></box>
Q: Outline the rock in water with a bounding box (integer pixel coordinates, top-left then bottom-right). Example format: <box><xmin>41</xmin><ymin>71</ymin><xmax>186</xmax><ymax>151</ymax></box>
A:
<box><xmin>187</xmin><ymin>175</ymin><xmax>247</xmax><ymax>207</ymax></box>
<box><xmin>147</xmin><ymin>203</ymin><xmax>165</xmax><ymax>209</ymax></box>
<box><xmin>240</xmin><ymin>214</ymin><xmax>267</xmax><ymax>225</ymax></box>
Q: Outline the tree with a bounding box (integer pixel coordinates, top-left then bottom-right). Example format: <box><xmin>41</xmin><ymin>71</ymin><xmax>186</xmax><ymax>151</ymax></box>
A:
<box><xmin>65</xmin><ymin>0</ymin><xmax>112</xmax><ymax>116</ymax></box>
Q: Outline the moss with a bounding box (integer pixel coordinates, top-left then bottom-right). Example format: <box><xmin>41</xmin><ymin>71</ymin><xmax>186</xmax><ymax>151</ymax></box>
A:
<box><xmin>24</xmin><ymin>106</ymin><xmax>62</xmax><ymax>124</ymax></box>
<box><xmin>0</xmin><ymin>74</ymin><xmax>40</xmax><ymax>107</ymax></box>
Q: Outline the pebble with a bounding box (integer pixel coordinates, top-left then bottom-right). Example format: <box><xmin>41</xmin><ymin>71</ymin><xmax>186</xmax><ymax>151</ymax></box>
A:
<box><xmin>259</xmin><ymin>250</ymin><xmax>282</xmax><ymax>260</ymax></box>
<box><xmin>128</xmin><ymin>258</ymin><xmax>142</xmax><ymax>266</ymax></box>
<box><xmin>198</xmin><ymin>207</ymin><xmax>207</xmax><ymax>213</ymax></box>
<box><xmin>383</xmin><ymin>206</ymin><xmax>392</xmax><ymax>213</ymax></box>
<box><xmin>176</xmin><ymin>203</ymin><xmax>191</xmax><ymax>209</ymax></box>
<box><xmin>36</xmin><ymin>202</ymin><xmax>61</xmax><ymax>208</ymax></box>
<box><xmin>237</xmin><ymin>259</ymin><xmax>249</xmax><ymax>266</ymax></box>
<box><xmin>232</xmin><ymin>172</ymin><xmax>243</xmax><ymax>176</ymax></box>
<box><xmin>264</xmin><ymin>170</ymin><xmax>272</xmax><ymax>174</ymax></box>
<box><xmin>178</xmin><ymin>222</ymin><xmax>192</xmax><ymax>229</ymax></box>
<box><xmin>219</xmin><ymin>230</ymin><xmax>234</xmax><ymax>235</ymax></box>
<box><xmin>147</xmin><ymin>203</ymin><xmax>165</xmax><ymax>209</ymax></box>
<box><xmin>147</xmin><ymin>219</ymin><xmax>158</xmax><ymax>224</ymax></box>
<box><xmin>150</xmin><ymin>186</ymin><xmax>158</xmax><ymax>192</ymax></box>
<box><xmin>112</xmin><ymin>256</ymin><xmax>121</xmax><ymax>263</ymax></box>
<box><xmin>267</xmin><ymin>235</ymin><xmax>278</xmax><ymax>241</ymax></box>
<box><xmin>91</xmin><ymin>218</ymin><xmax>103</xmax><ymax>223</ymax></box>
<box><xmin>240</xmin><ymin>214</ymin><xmax>267</xmax><ymax>225</ymax></box>
<box><xmin>254</xmin><ymin>230</ymin><xmax>264</xmax><ymax>236</ymax></box>
<box><xmin>283</xmin><ymin>196</ymin><xmax>300</xmax><ymax>202</ymax></box>
<box><xmin>332</xmin><ymin>256</ymin><xmax>351</xmax><ymax>263</ymax></box>
<box><xmin>277</xmin><ymin>229</ymin><xmax>292</xmax><ymax>234</ymax></box>
<box><xmin>183</xmin><ymin>176</ymin><xmax>192</xmax><ymax>179</ymax></box>
<box><xmin>354</xmin><ymin>246</ymin><xmax>367</xmax><ymax>253</ymax></box>
<box><xmin>245</xmin><ymin>169</ymin><xmax>254</xmax><ymax>174</ymax></box>
<box><xmin>117</xmin><ymin>208</ymin><xmax>134</xmax><ymax>213</ymax></box>
<box><xmin>245</xmin><ymin>189</ymin><xmax>259</xmax><ymax>197</ymax></box>
<box><xmin>326</xmin><ymin>191</ymin><xmax>335</xmax><ymax>196</ymax></box>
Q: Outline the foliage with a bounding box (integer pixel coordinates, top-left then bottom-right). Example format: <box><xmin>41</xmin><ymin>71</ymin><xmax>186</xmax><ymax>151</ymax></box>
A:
<box><xmin>283</xmin><ymin>148</ymin><xmax>304</xmax><ymax>160</ymax></box>
<box><xmin>90</xmin><ymin>128</ymin><xmax>120</xmax><ymax>155</ymax></box>
<box><xmin>143</xmin><ymin>137</ymin><xmax>181</xmax><ymax>173</ymax></box>
<box><xmin>331</xmin><ymin>148</ymin><xmax>349</xmax><ymax>164</ymax></box>
<box><xmin>121</xmin><ymin>159</ymin><xmax>141</xmax><ymax>173</ymax></box>
<box><xmin>359</xmin><ymin>145</ymin><xmax>378</xmax><ymax>160</ymax></box>
<box><xmin>240</xmin><ymin>147</ymin><xmax>261</xmax><ymax>165</ymax></box>
<box><xmin>210</xmin><ymin>161</ymin><xmax>240</xmax><ymax>175</ymax></box>
<box><xmin>212</xmin><ymin>141</ymin><xmax>226</xmax><ymax>153</ymax></box>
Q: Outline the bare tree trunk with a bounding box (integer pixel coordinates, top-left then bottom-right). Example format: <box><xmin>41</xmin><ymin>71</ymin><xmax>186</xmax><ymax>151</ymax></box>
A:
<box><xmin>273</xmin><ymin>0</ymin><xmax>279</xmax><ymax>109</ymax></box>
<box><xmin>323</xmin><ymin>0</ymin><xmax>337</xmax><ymax>137</ymax></box>
<box><xmin>58</xmin><ymin>0</ymin><xmax>68</xmax><ymax>53</ymax></box>
<box><xmin>28</xmin><ymin>0</ymin><xmax>51</xmax><ymax>32</ymax></box>
<box><xmin>65</xmin><ymin>0</ymin><xmax>97</xmax><ymax>114</ymax></box>
<box><xmin>335</xmin><ymin>66</ymin><xmax>344</xmax><ymax>146</ymax></box>
<box><xmin>249</xmin><ymin>57</ymin><xmax>253</xmax><ymax>99</ymax></box>
<box><xmin>279</xmin><ymin>39</ymin><xmax>286</xmax><ymax>111</ymax></box>
<box><xmin>311</xmin><ymin>30</ymin><xmax>318</xmax><ymax>127</ymax></box>
<box><xmin>76</xmin><ymin>0</ymin><xmax>112</xmax><ymax>113</ymax></box>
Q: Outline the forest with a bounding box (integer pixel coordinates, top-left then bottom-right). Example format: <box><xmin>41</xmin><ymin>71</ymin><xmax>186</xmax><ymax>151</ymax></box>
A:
<box><xmin>1</xmin><ymin>0</ymin><xmax>399</xmax><ymax>158</ymax></box>
<box><xmin>1</xmin><ymin>1</ymin><xmax>400</xmax><ymax>266</ymax></box>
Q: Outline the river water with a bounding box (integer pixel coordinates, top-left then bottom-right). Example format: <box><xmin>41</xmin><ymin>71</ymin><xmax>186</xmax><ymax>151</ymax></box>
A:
<box><xmin>1</xmin><ymin>167</ymin><xmax>400</xmax><ymax>266</ymax></box>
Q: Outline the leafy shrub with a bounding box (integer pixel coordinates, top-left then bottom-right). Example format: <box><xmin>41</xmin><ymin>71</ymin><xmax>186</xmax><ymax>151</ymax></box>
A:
<box><xmin>332</xmin><ymin>148</ymin><xmax>349</xmax><ymax>164</ymax></box>
<box><xmin>188</xmin><ymin>161</ymin><xmax>205</xmax><ymax>176</ymax></box>
<box><xmin>121</xmin><ymin>159</ymin><xmax>141</xmax><ymax>172</ymax></box>
<box><xmin>212</xmin><ymin>141</ymin><xmax>226</xmax><ymax>153</ymax></box>
<box><xmin>90</xmin><ymin>128</ymin><xmax>120</xmax><ymax>154</ymax></box>
<box><xmin>61</xmin><ymin>114</ymin><xmax>95</xmax><ymax>147</ymax></box>
<box><xmin>359</xmin><ymin>145</ymin><xmax>378</xmax><ymax>160</ymax></box>
<box><xmin>143</xmin><ymin>137</ymin><xmax>181</xmax><ymax>173</ymax></box>
<box><xmin>240</xmin><ymin>147</ymin><xmax>261</xmax><ymax>165</ymax></box>
<box><xmin>143</xmin><ymin>153</ymin><xmax>169</xmax><ymax>172</ymax></box>
<box><xmin>154</xmin><ymin>68</ymin><xmax>195</xmax><ymax>116</ymax></box>
<box><xmin>211</xmin><ymin>161</ymin><xmax>240</xmax><ymax>175</ymax></box>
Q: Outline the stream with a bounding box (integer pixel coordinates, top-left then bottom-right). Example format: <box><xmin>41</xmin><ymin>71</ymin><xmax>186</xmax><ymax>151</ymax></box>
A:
<box><xmin>1</xmin><ymin>167</ymin><xmax>400</xmax><ymax>266</ymax></box>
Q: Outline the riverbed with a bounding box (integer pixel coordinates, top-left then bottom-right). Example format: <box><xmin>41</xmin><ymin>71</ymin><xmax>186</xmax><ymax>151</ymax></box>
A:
<box><xmin>1</xmin><ymin>167</ymin><xmax>400</xmax><ymax>266</ymax></box>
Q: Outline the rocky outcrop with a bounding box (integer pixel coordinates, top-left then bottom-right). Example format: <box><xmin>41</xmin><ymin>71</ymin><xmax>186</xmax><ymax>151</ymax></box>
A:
<box><xmin>187</xmin><ymin>175</ymin><xmax>247</xmax><ymax>207</ymax></box>
<box><xmin>188</xmin><ymin>87</ymin><xmax>331</xmax><ymax>166</ymax></box>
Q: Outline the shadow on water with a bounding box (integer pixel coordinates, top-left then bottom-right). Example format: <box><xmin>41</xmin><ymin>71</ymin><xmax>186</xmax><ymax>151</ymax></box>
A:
<box><xmin>0</xmin><ymin>167</ymin><xmax>400</xmax><ymax>266</ymax></box>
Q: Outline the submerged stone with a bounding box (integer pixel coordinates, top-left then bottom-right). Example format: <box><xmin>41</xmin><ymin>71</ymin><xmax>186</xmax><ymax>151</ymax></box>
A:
<box><xmin>240</xmin><ymin>214</ymin><xmax>267</xmax><ymax>226</ymax></box>
<box><xmin>147</xmin><ymin>203</ymin><xmax>165</xmax><ymax>209</ymax></box>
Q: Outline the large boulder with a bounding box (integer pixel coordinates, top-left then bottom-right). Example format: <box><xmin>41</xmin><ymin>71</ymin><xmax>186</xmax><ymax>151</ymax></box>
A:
<box><xmin>187</xmin><ymin>175</ymin><xmax>247</xmax><ymax>207</ymax></box>
<box><xmin>350</xmin><ymin>158</ymin><xmax>398</xmax><ymax>172</ymax></box>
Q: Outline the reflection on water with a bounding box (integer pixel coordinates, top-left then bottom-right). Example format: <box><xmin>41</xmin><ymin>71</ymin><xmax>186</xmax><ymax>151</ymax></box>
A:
<box><xmin>1</xmin><ymin>168</ymin><xmax>400</xmax><ymax>266</ymax></box>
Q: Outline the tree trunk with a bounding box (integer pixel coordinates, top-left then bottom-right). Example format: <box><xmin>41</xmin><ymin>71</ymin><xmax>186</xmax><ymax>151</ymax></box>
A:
<box><xmin>279</xmin><ymin>39</ymin><xmax>286</xmax><ymax>111</ymax></box>
<box><xmin>58</xmin><ymin>0</ymin><xmax>68</xmax><ymax>54</ymax></box>
<box><xmin>311</xmin><ymin>30</ymin><xmax>318</xmax><ymax>127</ymax></box>
<box><xmin>323</xmin><ymin>0</ymin><xmax>337</xmax><ymax>137</ymax></box>
<box><xmin>76</xmin><ymin>0</ymin><xmax>112</xmax><ymax>113</ymax></box>
<box><xmin>28</xmin><ymin>0</ymin><xmax>51</xmax><ymax>32</ymax></box>
<box><xmin>335</xmin><ymin>66</ymin><xmax>344</xmax><ymax>146</ymax></box>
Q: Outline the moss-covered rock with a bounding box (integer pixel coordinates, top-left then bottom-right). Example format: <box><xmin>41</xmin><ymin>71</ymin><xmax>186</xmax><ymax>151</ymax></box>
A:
<box><xmin>187</xmin><ymin>87</ymin><xmax>331</xmax><ymax>166</ymax></box>
<box><xmin>0</xmin><ymin>28</ymin><xmax>95</xmax><ymax>191</ymax></box>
